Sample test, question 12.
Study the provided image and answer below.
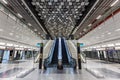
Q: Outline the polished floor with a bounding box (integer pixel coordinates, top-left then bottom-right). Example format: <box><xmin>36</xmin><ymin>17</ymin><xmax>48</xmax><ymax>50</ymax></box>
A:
<box><xmin>0</xmin><ymin>59</ymin><xmax>120</xmax><ymax>80</ymax></box>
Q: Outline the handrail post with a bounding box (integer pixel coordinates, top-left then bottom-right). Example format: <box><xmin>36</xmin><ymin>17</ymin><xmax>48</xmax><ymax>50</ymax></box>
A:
<box><xmin>77</xmin><ymin>43</ymin><xmax>82</xmax><ymax>69</ymax></box>
<box><xmin>57</xmin><ymin>37</ymin><xmax>63</xmax><ymax>69</ymax></box>
<box><xmin>39</xmin><ymin>43</ymin><xmax>43</xmax><ymax>69</ymax></box>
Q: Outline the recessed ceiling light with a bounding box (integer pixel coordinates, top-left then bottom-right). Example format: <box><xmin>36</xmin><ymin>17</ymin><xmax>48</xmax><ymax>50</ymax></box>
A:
<box><xmin>6</xmin><ymin>43</ymin><xmax>13</xmax><ymax>46</ymax></box>
<box><xmin>107</xmin><ymin>44</ymin><xmax>114</xmax><ymax>47</ymax></box>
<box><xmin>108</xmin><ymin>32</ymin><xmax>111</xmax><ymax>34</ymax></box>
<box><xmin>2</xmin><ymin>0</ymin><xmax>7</xmax><ymax>4</ymax></box>
<box><xmin>17</xmin><ymin>13</ymin><xmax>23</xmax><ymax>18</ymax></box>
<box><xmin>115</xmin><ymin>29</ymin><xmax>120</xmax><ymax>31</ymax></box>
<box><xmin>98</xmin><ymin>27</ymin><xmax>101</xmax><ymax>29</ymax></box>
<box><xmin>9</xmin><ymin>33</ymin><xmax>13</xmax><ymax>36</ymax></box>
<box><xmin>115</xmin><ymin>43</ymin><xmax>120</xmax><ymax>46</ymax></box>
<box><xmin>0</xmin><ymin>29</ymin><xmax>3</xmax><ymax>31</ymax></box>
<box><xmin>111</xmin><ymin>0</ymin><xmax>119</xmax><ymax>7</ymax></box>
<box><xmin>88</xmin><ymin>24</ymin><xmax>92</xmax><ymax>27</ymax></box>
<box><xmin>96</xmin><ymin>15</ymin><xmax>102</xmax><ymax>19</ymax></box>
<box><xmin>34</xmin><ymin>29</ymin><xmax>37</xmax><ymax>31</ymax></box>
<box><xmin>28</xmin><ymin>23</ymin><xmax>32</xmax><ymax>26</ymax></box>
<box><xmin>0</xmin><ymin>42</ymin><xmax>5</xmax><ymax>45</ymax></box>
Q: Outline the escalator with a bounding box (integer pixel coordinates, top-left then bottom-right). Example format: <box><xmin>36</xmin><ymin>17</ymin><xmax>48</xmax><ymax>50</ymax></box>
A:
<box><xmin>61</xmin><ymin>38</ymin><xmax>69</xmax><ymax>65</ymax></box>
<box><xmin>50</xmin><ymin>39</ymin><xmax>59</xmax><ymax>65</ymax></box>
<box><xmin>44</xmin><ymin>38</ymin><xmax>76</xmax><ymax>69</ymax></box>
<box><xmin>44</xmin><ymin>39</ymin><xmax>59</xmax><ymax>68</ymax></box>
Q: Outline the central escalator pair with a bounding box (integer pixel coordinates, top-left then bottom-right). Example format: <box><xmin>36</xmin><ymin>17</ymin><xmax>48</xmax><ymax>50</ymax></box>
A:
<box><xmin>44</xmin><ymin>38</ymin><xmax>76</xmax><ymax>69</ymax></box>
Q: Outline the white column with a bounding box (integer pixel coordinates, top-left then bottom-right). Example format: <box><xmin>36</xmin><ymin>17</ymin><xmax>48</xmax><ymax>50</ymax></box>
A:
<box><xmin>58</xmin><ymin>37</ymin><xmax>62</xmax><ymax>60</ymax></box>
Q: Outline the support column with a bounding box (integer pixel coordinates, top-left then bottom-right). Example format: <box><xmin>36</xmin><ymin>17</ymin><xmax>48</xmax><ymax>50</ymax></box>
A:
<box><xmin>77</xmin><ymin>43</ymin><xmax>82</xmax><ymax>69</ymax></box>
<box><xmin>57</xmin><ymin>38</ymin><xmax>63</xmax><ymax>70</ymax></box>
<box><xmin>39</xmin><ymin>43</ymin><xmax>43</xmax><ymax>69</ymax></box>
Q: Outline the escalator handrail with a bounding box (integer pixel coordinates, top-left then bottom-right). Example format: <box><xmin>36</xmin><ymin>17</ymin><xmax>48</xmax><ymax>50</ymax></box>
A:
<box><xmin>63</xmin><ymin>39</ymin><xmax>77</xmax><ymax>67</ymax></box>
<box><xmin>63</xmin><ymin>39</ymin><xmax>72</xmax><ymax>62</ymax></box>
<box><xmin>48</xmin><ymin>39</ymin><xmax>57</xmax><ymax>62</ymax></box>
<box><xmin>44</xmin><ymin>39</ymin><xmax>56</xmax><ymax>64</ymax></box>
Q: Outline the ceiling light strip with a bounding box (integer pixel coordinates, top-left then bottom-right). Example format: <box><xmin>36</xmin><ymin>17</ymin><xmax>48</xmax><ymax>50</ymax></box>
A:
<box><xmin>21</xmin><ymin>0</ymin><xmax>47</xmax><ymax>34</ymax></box>
<box><xmin>2</xmin><ymin>0</ymin><xmax>7</xmax><ymax>4</ymax></box>
<box><xmin>111</xmin><ymin>0</ymin><xmax>119</xmax><ymax>7</ymax></box>
<box><xmin>72</xmin><ymin>0</ymin><xmax>100</xmax><ymax>34</ymax></box>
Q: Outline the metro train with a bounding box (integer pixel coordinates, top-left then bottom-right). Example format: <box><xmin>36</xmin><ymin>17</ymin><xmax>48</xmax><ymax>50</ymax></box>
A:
<box><xmin>0</xmin><ymin>46</ymin><xmax>39</xmax><ymax>63</ymax></box>
<box><xmin>83</xmin><ymin>47</ymin><xmax>120</xmax><ymax>63</ymax></box>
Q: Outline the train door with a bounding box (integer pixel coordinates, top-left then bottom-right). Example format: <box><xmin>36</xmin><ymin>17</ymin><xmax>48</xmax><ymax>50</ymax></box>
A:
<box><xmin>15</xmin><ymin>50</ymin><xmax>21</xmax><ymax>60</ymax></box>
<box><xmin>20</xmin><ymin>50</ymin><xmax>23</xmax><ymax>59</ymax></box>
<box><xmin>107</xmin><ymin>49</ymin><xmax>114</xmax><ymax>62</ymax></box>
<box><xmin>27</xmin><ymin>51</ymin><xmax>32</xmax><ymax>59</ymax></box>
<box><xmin>97</xmin><ymin>51</ymin><xmax>100</xmax><ymax>59</ymax></box>
<box><xmin>93</xmin><ymin>50</ymin><xmax>98</xmax><ymax>59</ymax></box>
<box><xmin>0</xmin><ymin>49</ymin><xmax>4</xmax><ymax>63</ymax></box>
<box><xmin>22</xmin><ymin>50</ymin><xmax>25</xmax><ymax>60</ymax></box>
<box><xmin>116</xmin><ymin>50</ymin><xmax>120</xmax><ymax>63</ymax></box>
<box><xmin>14</xmin><ymin>50</ymin><xmax>17</xmax><ymax>59</ymax></box>
<box><xmin>9</xmin><ymin>50</ymin><xmax>14</xmax><ymax>61</ymax></box>
<box><xmin>113</xmin><ymin>49</ymin><xmax>119</xmax><ymax>63</ymax></box>
<box><xmin>24</xmin><ymin>50</ymin><xmax>27</xmax><ymax>59</ymax></box>
<box><xmin>102</xmin><ymin>51</ymin><xmax>105</xmax><ymax>60</ymax></box>
<box><xmin>103</xmin><ymin>50</ymin><xmax>107</xmax><ymax>60</ymax></box>
<box><xmin>99</xmin><ymin>51</ymin><xmax>104</xmax><ymax>60</ymax></box>
<box><xmin>2</xmin><ymin>50</ymin><xmax>10</xmax><ymax>63</ymax></box>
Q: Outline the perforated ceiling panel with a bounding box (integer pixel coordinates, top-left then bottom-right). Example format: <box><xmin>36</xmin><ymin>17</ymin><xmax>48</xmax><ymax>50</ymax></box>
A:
<box><xmin>31</xmin><ymin>0</ymin><xmax>90</xmax><ymax>37</ymax></box>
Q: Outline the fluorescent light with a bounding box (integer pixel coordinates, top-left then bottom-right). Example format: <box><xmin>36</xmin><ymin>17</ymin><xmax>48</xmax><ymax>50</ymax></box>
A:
<box><xmin>107</xmin><ymin>44</ymin><xmax>114</xmax><ymax>47</ymax></box>
<box><xmin>0</xmin><ymin>29</ymin><xmax>3</xmax><ymax>31</ymax></box>
<box><xmin>101</xmin><ymin>45</ymin><xmax>107</xmax><ymax>47</ymax></box>
<box><xmin>38</xmin><ymin>32</ymin><xmax>40</xmax><ymax>34</ymax></box>
<box><xmin>34</xmin><ymin>29</ymin><xmax>37</xmax><ymax>31</ymax></box>
<box><xmin>98</xmin><ymin>27</ymin><xmax>101</xmax><ymax>29</ymax></box>
<box><xmin>6</xmin><ymin>43</ymin><xmax>13</xmax><ymax>46</ymax></box>
<box><xmin>2</xmin><ymin>0</ymin><xmax>7</xmax><ymax>4</ymax></box>
<box><xmin>17</xmin><ymin>13</ymin><xmax>23</xmax><ymax>18</ymax></box>
<box><xmin>9</xmin><ymin>33</ymin><xmax>13</xmax><ymax>36</ymax></box>
<box><xmin>108</xmin><ymin>32</ymin><xmax>111</xmax><ymax>34</ymax></box>
<box><xmin>20</xmin><ymin>46</ymin><xmax>23</xmax><ymax>48</ymax></box>
<box><xmin>28</xmin><ymin>23</ymin><xmax>32</xmax><ymax>26</ymax></box>
<box><xmin>14</xmin><ymin>44</ymin><xmax>19</xmax><ymax>47</ymax></box>
<box><xmin>96</xmin><ymin>15</ymin><xmax>102</xmax><ymax>19</ymax></box>
<box><xmin>115</xmin><ymin>29</ymin><xmax>120</xmax><ymax>31</ymax></box>
<box><xmin>88</xmin><ymin>24</ymin><xmax>92</xmax><ymax>27</ymax></box>
<box><xmin>0</xmin><ymin>42</ymin><xmax>5</xmax><ymax>45</ymax></box>
<box><xmin>115</xmin><ymin>43</ymin><xmax>120</xmax><ymax>46</ymax></box>
<box><xmin>111</xmin><ymin>0</ymin><xmax>119</xmax><ymax>7</ymax></box>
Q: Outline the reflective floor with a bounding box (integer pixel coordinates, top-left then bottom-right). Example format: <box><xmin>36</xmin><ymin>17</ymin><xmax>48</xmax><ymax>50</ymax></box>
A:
<box><xmin>1</xmin><ymin>59</ymin><xmax>120</xmax><ymax>80</ymax></box>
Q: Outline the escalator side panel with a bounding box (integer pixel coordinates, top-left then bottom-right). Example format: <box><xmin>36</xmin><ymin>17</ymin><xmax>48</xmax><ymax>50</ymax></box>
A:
<box><xmin>51</xmin><ymin>39</ymin><xmax>59</xmax><ymax>64</ymax></box>
<box><xmin>61</xmin><ymin>39</ymin><xmax>69</xmax><ymax>65</ymax></box>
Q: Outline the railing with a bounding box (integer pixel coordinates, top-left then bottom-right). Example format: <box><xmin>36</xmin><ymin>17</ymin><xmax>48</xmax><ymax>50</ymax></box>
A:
<box><xmin>44</xmin><ymin>39</ymin><xmax>56</xmax><ymax>67</ymax></box>
<box><xmin>63</xmin><ymin>39</ymin><xmax>76</xmax><ymax>68</ymax></box>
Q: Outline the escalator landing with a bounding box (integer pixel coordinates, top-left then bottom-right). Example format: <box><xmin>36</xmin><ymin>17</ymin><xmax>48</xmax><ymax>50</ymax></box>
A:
<box><xmin>42</xmin><ymin>68</ymin><xmax>77</xmax><ymax>74</ymax></box>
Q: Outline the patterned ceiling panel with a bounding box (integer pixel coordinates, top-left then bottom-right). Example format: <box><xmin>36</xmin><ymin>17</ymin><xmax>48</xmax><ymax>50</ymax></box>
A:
<box><xmin>32</xmin><ymin>0</ymin><xmax>89</xmax><ymax>37</ymax></box>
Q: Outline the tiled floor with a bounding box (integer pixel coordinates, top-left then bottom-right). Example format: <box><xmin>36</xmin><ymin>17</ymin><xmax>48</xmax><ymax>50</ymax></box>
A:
<box><xmin>1</xmin><ymin>59</ymin><xmax>120</xmax><ymax>80</ymax></box>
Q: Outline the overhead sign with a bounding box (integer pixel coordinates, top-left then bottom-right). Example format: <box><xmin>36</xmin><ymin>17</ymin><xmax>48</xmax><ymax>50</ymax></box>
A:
<box><xmin>36</xmin><ymin>43</ymin><xmax>41</xmax><ymax>47</ymax></box>
<box><xmin>80</xmin><ymin>43</ymin><xmax>84</xmax><ymax>47</ymax></box>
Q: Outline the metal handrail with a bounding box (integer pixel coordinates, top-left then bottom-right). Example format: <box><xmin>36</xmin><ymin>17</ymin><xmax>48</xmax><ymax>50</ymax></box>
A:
<box><xmin>44</xmin><ymin>39</ymin><xmax>56</xmax><ymax>66</ymax></box>
<box><xmin>64</xmin><ymin>39</ymin><xmax>75</xmax><ymax>60</ymax></box>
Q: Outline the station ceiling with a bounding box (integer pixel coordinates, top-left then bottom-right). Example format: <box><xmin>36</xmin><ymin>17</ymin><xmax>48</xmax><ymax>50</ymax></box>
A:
<box><xmin>4</xmin><ymin>0</ymin><xmax>118</xmax><ymax>40</ymax></box>
<box><xmin>4</xmin><ymin>0</ymin><xmax>97</xmax><ymax>39</ymax></box>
